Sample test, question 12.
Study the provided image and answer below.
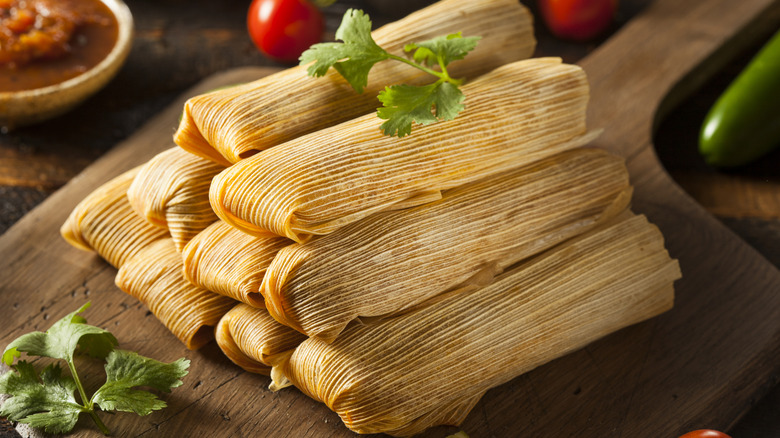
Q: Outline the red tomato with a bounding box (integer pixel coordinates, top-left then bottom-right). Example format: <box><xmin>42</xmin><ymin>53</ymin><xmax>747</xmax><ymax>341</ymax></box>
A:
<box><xmin>679</xmin><ymin>430</ymin><xmax>732</xmax><ymax>438</ymax></box>
<box><xmin>538</xmin><ymin>0</ymin><xmax>618</xmax><ymax>41</ymax></box>
<box><xmin>247</xmin><ymin>0</ymin><xmax>323</xmax><ymax>62</ymax></box>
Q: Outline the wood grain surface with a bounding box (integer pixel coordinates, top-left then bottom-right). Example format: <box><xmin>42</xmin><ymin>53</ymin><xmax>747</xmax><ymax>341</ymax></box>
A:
<box><xmin>1</xmin><ymin>1</ymin><xmax>779</xmax><ymax>437</ymax></box>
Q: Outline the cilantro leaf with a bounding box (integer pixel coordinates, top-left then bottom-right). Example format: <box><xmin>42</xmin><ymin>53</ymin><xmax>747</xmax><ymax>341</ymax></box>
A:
<box><xmin>299</xmin><ymin>9</ymin><xmax>389</xmax><ymax>93</ymax></box>
<box><xmin>92</xmin><ymin>350</ymin><xmax>190</xmax><ymax>416</ymax></box>
<box><xmin>377</xmin><ymin>81</ymin><xmax>465</xmax><ymax>137</ymax></box>
<box><xmin>299</xmin><ymin>9</ymin><xmax>480</xmax><ymax>138</ymax></box>
<box><xmin>0</xmin><ymin>362</ymin><xmax>83</xmax><ymax>434</ymax></box>
<box><xmin>0</xmin><ymin>303</ymin><xmax>188</xmax><ymax>435</ymax></box>
<box><xmin>2</xmin><ymin>302</ymin><xmax>117</xmax><ymax>366</ymax></box>
<box><xmin>404</xmin><ymin>32</ymin><xmax>481</xmax><ymax>68</ymax></box>
<box><xmin>299</xmin><ymin>42</ymin><xmax>349</xmax><ymax>77</ymax></box>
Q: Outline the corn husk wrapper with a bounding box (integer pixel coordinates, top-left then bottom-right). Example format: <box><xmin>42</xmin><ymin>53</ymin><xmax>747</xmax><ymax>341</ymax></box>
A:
<box><xmin>182</xmin><ymin>221</ymin><xmax>291</xmax><ymax>304</ymax></box>
<box><xmin>275</xmin><ymin>213</ymin><xmax>681</xmax><ymax>436</ymax></box>
<box><xmin>215</xmin><ymin>303</ymin><xmax>307</xmax><ymax>375</ymax></box>
<box><xmin>60</xmin><ymin>167</ymin><xmax>168</xmax><ymax>268</ymax></box>
<box><xmin>175</xmin><ymin>0</ymin><xmax>536</xmax><ymax>165</ymax></box>
<box><xmin>259</xmin><ymin>148</ymin><xmax>631</xmax><ymax>341</ymax></box>
<box><xmin>115</xmin><ymin>238</ymin><xmax>236</xmax><ymax>350</ymax></box>
<box><xmin>211</xmin><ymin>58</ymin><xmax>595</xmax><ymax>243</ymax></box>
<box><xmin>127</xmin><ymin>147</ymin><xmax>225</xmax><ymax>252</ymax></box>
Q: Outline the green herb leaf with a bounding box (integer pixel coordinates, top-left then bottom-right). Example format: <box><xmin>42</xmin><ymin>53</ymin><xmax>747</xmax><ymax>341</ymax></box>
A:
<box><xmin>1</xmin><ymin>303</ymin><xmax>188</xmax><ymax>435</ymax></box>
<box><xmin>0</xmin><ymin>362</ymin><xmax>83</xmax><ymax>434</ymax></box>
<box><xmin>299</xmin><ymin>9</ymin><xmax>389</xmax><ymax>93</ymax></box>
<box><xmin>404</xmin><ymin>32</ymin><xmax>481</xmax><ymax>68</ymax></box>
<box><xmin>377</xmin><ymin>81</ymin><xmax>465</xmax><ymax>137</ymax></box>
<box><xmin>92</xmin><ymin>350</ymin><xmax>190</xmax><ymax>416</ymax></box>
<box><xmin>2</xmin><ymin>302</ymin><xmax>118</xmax><ymax>366</ymax></box>
<box><xmin>299</xmin><ymin>9</ymin><xmax>480</xmax><ymax>138</ymax></box>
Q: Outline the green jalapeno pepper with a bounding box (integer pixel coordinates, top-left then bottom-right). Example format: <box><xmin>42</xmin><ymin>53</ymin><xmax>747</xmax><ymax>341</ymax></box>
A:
<box><xmin>699</xmin><ymin>30</ymin><xmax>780</xmax><ymax>167</ymax></box>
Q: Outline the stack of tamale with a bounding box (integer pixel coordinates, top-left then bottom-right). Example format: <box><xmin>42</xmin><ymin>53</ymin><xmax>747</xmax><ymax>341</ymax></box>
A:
<box><xmin>59</xmin><ymin>0</ymin><xmax>680</xmax><ymax>436</ymax></box>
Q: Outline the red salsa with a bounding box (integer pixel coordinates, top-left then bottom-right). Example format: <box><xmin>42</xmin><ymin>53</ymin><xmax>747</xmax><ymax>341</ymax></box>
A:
<box><xmin>0</xmin><ymin>0</ymin><xmax>118</xmax><ymax>92</ymax></box>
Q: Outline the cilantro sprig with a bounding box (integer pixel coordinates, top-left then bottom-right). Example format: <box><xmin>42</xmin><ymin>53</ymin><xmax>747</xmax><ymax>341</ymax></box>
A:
<box><xmin>300</xmin><ymin>9</ymin><xmax>481</xmax><ymax>137</ymax></box>
<box><xmin>0</xmin><ymin>303</ymin><xmax>189</xmax><ymax>435</ymax></box>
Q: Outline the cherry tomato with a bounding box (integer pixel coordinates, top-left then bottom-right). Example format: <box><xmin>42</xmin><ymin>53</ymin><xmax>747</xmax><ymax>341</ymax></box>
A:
<box><xmin>678</xmin><ymin>430</ymin><xmax>732</xmax><ymax>438</ymax></box>
<box><xmin>537</xmin><ymin>0</ymin><xmax>618</xmax><ymax>41</ymax></box>
<box><xmin>247</xmin><ymin>0</ymin><xmax>323</xmax><ymax>62</ymax></box>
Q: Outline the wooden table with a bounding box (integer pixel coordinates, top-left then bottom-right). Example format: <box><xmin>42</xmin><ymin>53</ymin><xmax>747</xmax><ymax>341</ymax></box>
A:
<box><xmin>1</xmin><ymin>0</ymin><xmax>778</xmax><ymax>436</ymax></box>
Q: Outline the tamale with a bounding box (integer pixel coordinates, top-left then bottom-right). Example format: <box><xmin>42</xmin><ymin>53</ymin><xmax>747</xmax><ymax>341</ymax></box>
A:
<box><xmin>127</xmin><ymin>147</ymin><xmax>225</xmax><ymax>252</ymax></box>
<box><xmin>259</xmin><ymin>148</ymin><xmax>631</xmax><ymax>341</ymax></box>
<box><xmin>174</xmin><ymin>0</ymin><xmax>536</xmax><ymax>165</ymax></box>
<box><xmin>61</xmin><ymin>167</ymin><xmax>168</xmax><ymax>268</ymax></box>
<box><xmin>211</xmin><ymin>58</ymin><xmax>596</xmax><ymax>243</ymax></box>
<box><xmin>215</xmin><ymin>303</ymin><xmax>307</xmax><ymax>375</ymax></box>
<box><xmin>182</xmin><ymin>221</ymin><xmax>291</xmax><ymax>304</ymax></box>
<box><xmin>275</xmin><ymin>213</ymin><xmax>681</xmax><ymax>436</ymax></box>
<box><xmin>115</xmin><ymin>238</ymin><xmax>236</xmax><ymax>350</ymax></box>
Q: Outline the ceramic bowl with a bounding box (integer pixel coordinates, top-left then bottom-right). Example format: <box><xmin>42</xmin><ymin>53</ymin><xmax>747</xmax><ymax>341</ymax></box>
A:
<box><xmin>0</xmin><ymin>0</ymin><xmax>134</xmax><ymax>130</ymax></box>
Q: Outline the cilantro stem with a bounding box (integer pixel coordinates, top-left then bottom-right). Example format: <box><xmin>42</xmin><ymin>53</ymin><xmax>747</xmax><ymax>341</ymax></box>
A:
<box><xmin>66</xmin><ymin>360</ymin><xmax>89</xmax><ymax>408</ymax></box>
<box><xmin>386</xmin><ymin>53</ymin><xmax>462</xmax><ymax>86</ymax></box>
<box><xmin>89</xmin><ymin>409</ymin><xmax>111</xmax><ymax>436</ymax></box>
<box><xmin>88</xmin><ymin>409</ymin><xmax>111</xmax><ymax>436</ymax></box>
<box><xmin>67</xmin><ymin>359</ymin><xmax>110</xmax><ymax>435</ymax></box>
<box><xmin>436</xmin><ymin>54</ymin><xmax>457</xmax><ymax>85</ymax></box>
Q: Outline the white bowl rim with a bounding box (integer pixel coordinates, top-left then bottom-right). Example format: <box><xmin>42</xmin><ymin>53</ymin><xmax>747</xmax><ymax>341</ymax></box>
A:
<box><xmin>0</xmin><ymin>0</ymin><xmax>134</xmax><ymax>98</ymax></box>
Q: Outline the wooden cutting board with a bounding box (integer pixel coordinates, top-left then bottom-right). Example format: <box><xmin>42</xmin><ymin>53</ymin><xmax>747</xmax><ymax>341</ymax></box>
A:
<box><xmin>1</xmin><ymin>0</ymin><xmax>779</xmax><ymax>436</ymax></box>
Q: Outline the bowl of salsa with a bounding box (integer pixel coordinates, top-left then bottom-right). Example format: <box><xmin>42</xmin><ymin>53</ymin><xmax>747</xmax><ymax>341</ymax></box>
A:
<box><xmin>0</xmin><ymin>0</ymin><xmax>132</xmax><ymax>129</ymax></box>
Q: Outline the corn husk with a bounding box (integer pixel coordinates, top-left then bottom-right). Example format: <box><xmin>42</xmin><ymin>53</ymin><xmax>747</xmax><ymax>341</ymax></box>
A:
<box><xmin>215</xmin><ymin>303</ymin><xmax>307</xmax><ymax>375</ymax></box>
<box><xmin>211</xmin><ymin>58</ymin><xmax>595</xmax><ymax>243</ymax></box>
<box><xmin>60</xmin><ymin>167</ymin><xmax>168</xmax><ymax>268</ymax></box>
<box><xmin>127</xmin><ymin>147</ymin><xmax>225</xmax><ymax>252</ymax></box>
<box><xmin>259</xmin><ymin>148</ymin><xmax>631</xmax><ymax>341</ymax></box>
<box><xmin>182</xmin><ymin>221</ymin><xmax>291</xmax><ymax>304</ymax></box>
<box><xmin>115</xmin><ymin>238</ymin><xmax>236</xmax><ymax>350</ymax></box>
<box><xmin>275</xmin><ymin>213</ymin><xmax>681</xmax><ymax>436</ymax></box>
<box><xmin>174</xmin><ymin>0</ymin><xmax>536</xmax><ymax>166</ymax></box>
